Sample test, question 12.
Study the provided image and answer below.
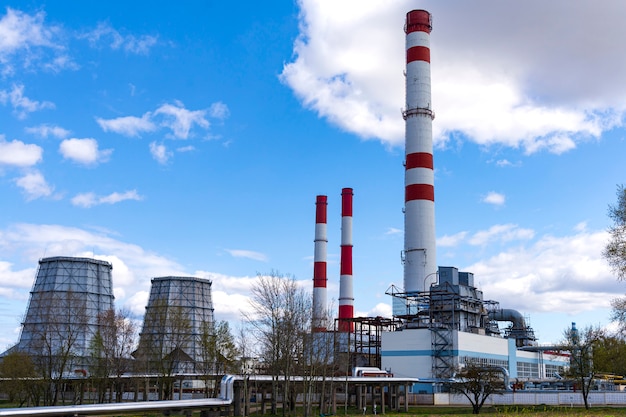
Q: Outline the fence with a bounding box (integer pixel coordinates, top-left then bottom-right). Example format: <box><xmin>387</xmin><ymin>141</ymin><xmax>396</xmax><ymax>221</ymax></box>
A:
<box><xmin>433</xmin><ymin>392</ymin><xmax>626</xmax><ymax>406</ymax></box>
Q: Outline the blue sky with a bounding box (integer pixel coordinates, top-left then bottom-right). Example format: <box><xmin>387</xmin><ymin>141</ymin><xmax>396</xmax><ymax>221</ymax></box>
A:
<box><xmin>1</xmin><ymin>0</ymin><xmax>626</xmax><ymax>349</ymax></box>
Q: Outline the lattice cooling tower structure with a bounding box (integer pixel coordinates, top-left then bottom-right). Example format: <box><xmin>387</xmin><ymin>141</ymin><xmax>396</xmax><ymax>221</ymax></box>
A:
<box><xmin>8</xmin><ymin>256</ymin><xmax>114</xmax><ymax>360</ymax></box>
<box><xmin>138</xmin><ymin>276</ymin><xmax>214</xmax><ymax>373</ymax></box>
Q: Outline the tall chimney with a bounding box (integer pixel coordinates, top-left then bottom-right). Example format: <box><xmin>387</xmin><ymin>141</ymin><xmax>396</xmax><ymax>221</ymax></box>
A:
<box><xmin>403</xmin><ymin>10</ymin><xmax>436</xmax><ymax>294</ymax></box>
<box><xmin>338</xmin><ymin>187</ymin><xmax>354</xmax><ymax>332</ymax></box>
<box><xmin>312</xmin><ymin>195</ymin><xmax>328</xmax><ymax>332</ymax></box>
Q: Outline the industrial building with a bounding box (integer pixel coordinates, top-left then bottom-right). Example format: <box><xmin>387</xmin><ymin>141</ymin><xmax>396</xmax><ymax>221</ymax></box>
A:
<box><xmin>136</xmin><ymin>276</ymin><xmax>215</xmax><ymax>374</ymax></box>
<box><xmin>313</xmin><ymin>9</ymin><xmax>571</xmax><ymax>392</ymax></box>
<box><xmin>1</xmin><ymin>256</ymin><xmax>114</xmax><ymax>367</ymax></box>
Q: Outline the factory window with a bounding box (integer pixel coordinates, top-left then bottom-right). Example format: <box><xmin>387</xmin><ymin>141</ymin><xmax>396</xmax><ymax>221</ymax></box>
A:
<box><xmin>517</xmin><ymin>362</ymin><xmax>539</xmax><ymax>379</ymax></box>
<box><xmin>461</xmin><ymin>356</ymin><xmax>508</xmax><ymax>370</ymax></box>
<box><xmin>545</xmin><ymin>364</ymin><xmax>565</xmax><ymax>379</ymax></box>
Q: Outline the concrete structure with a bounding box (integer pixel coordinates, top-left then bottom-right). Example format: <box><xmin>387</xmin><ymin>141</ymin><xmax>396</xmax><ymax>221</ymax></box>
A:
<box><xmin>338</xmin><ymin>187</ymin><xmax>354</xmax><ymax>332</ymax></box>
<box><xmin>380</xmin><ymin>11</ymin><xmax>570</xmax><ymax>392</ymax></box>
<box><xmin>312</xmin><ymin>195</ymin><xmax>328</xmax><ymax>332</ymax></box>
<box><xmin>137</xmin><ymin>276</ymin><xmax>214</xmax><ymax>374</ymax></box>
<box><xmin>2</xmin><ymin>256</ymin><xmax>114</xmax><ymax>364</ymax></box>
<box><xmin>402</xmin><ymin>9</ymin><xmax>437</xmax><ymax>295</ymax></box>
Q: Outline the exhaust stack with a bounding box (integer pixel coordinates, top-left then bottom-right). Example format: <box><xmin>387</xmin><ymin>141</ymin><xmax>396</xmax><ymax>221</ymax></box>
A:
<box><xmin>338</xmin><ymin>188</ymin><xmax>354</xmax><ymax>332</ymax></box>
<box><xmin>312</xmin><ymin>195</ymin><xmax>328</xmax><ymax>332</ymax></box>
<box><xmin>403</xmin><ymin>10</ymin><xmax>437</xmax><ymax>294</ymax></box>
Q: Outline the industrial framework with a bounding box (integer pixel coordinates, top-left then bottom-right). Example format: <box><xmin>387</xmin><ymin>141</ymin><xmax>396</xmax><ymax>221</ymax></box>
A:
<box><xmin>137</xmin><ymin>276</ymin><xmax>215</xmax><ymax>374</ymax></box>
<box><xmin>2</xmin><ymin>256</ymin><xmax>114</xmax><ymax>364</ymax></box>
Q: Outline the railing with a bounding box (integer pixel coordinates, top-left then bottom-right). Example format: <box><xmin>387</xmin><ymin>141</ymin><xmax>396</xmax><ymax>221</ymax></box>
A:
<box><xmin>0</xmin><ymin>375</ymin><xmax>235</xmax><ymax>417</ymax></box>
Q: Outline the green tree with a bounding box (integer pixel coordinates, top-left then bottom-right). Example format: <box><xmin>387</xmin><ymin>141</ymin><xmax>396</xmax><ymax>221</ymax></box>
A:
<box><xmin>562</xmin><ymin>323</ymin><xmax>604</xmax><ymax>410</ymax></box>
<box><xmin>447</xmin><ymin>360</ymin><xmax>504</xmax><ymax>414</ymax></box>
<box><xmin>0</xmin><ymin>350</ymin><xmax>38</xmax><ymax>406</ymax></box>
<box><xmin>199</xmin><ymin>319</ymin><xmax>239</xmax><ymax>397</ymax></box>
<box><xmin>592</xmin><ymin>334</ymin><xmax>626</xmax><ymax>377</ymax></box>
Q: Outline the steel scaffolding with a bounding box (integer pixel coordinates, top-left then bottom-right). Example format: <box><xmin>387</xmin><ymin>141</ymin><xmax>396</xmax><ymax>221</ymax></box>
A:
<box><xmin>137</xmin><ymin>276</ymin><xmax>215</xmax><ymax>374</ymax></box>
<box><xmin>8</xmin><ymin>256</ymin><xmax>114</xmax><ymax>362</ymax></box>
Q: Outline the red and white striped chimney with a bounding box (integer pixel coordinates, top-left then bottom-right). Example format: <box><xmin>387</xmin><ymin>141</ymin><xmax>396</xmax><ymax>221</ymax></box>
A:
<box><xmin>403</xmin><ymin>10</ymin><xmax>437</xmax><ymax>294</ymax></box>
<box><xmin>312</xmin><ymin>195</ymin><xmax>328</xmax><ymax>332</ymax></box>
<box><xmin>338</xmin><ymin>188</ymin><xmax>354</xmax><ymax>332</ymax></box>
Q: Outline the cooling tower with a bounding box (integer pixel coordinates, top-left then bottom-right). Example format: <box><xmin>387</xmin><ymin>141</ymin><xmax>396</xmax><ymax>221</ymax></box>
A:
<box><xmin>137</xmin><ymin>276</ymin><xmax>215</xmax><ymax>373</ymax></box>
<box><xmin>7</xmin><ymin>256</ymin><xmax>114</xmax><ymax>361</ymax></box>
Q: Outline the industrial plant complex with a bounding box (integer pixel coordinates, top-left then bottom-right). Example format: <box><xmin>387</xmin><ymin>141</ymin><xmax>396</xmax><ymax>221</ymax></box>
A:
<box><xmin>1</xmin><ymin>7</ymin><xmax>622</xmax><ymax>416</ymax></box>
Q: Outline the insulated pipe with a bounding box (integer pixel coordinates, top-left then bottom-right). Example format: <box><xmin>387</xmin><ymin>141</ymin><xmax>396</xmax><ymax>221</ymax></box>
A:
<box><xmin>488</xmin><ymin>308</ymin><xmax>527</xmax><ymax>330</ymax></box>
<box><xmin>403</xmin><ymin>10</ymin><xmax>436</xmax><ymax>294</ymax></box>
<box><xmin>312</xmin><ymin>195</ymin><xmax>328</xmax><ymax>332</ymax></box>
<box><xmin>338</xmin><ymin>188</ymin><xmax>354</xmax><ymax>332</ymax></box>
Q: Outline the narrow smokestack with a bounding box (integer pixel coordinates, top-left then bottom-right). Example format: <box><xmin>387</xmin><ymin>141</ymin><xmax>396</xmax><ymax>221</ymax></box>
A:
<box><xmin>312</xmin><ymin>195</ymin><xmax>328</xmax><ymax>332</ymax></box>
<box><xmin>338</xmin><ymin>188</ymin><xmax>354</xmax><ymax>332</ymax></box>
<box><xmin>403</xmin><ymin>10</ymin><xmax>436</xmax><ymax>294</ymax></box>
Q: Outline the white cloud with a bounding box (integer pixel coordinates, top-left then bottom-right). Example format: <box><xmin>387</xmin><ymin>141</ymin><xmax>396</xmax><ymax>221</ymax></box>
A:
<box><xmin>385</xmin><ymin>227</ymin><xmax>402</xmax><ymax>236</ymax></box>
<box><xmin>0</xmin><ymin>8</ymin><xmax>63</xmax><ymax>75</ymax></box>
<box><xmin>71</xmin><ymin>190</ymin><xmax>143</xmax><ymax>208</ymax></box>
<box><xmin>59</xmin><ymin>138</ymin><xmax>113</xmax><ymax>165</ymax></box>
<box><xmin>97</xmin><ymin>101</ymin><xmax>220</xmax><ymax>143</ymax></box>
<box><xmin>483</xmin><ymin>191</ymin><xmax>505</xmax><ymax>206</ymax></box>
<box><xmin>438</xmin><ymin>231</ymin><xmax>468</xmax><ymax>247</ymax></box>
<box><xmin>13</xmin><ymin>170</ymin><xmax>53</xmax><ymax>200</ymax></box>
<box><xmin>43</xmin><ymin>53</ymin><xmax>78</xmax><ymax>72</ymax></box>
<box><xmin>281</xmin><ymin>0</ymin><xmax>626</xmax><ymax>153</ymax></box>
<box><xmin>0</xmin><ymin>261</ymin><xmax>35</xmax><ymax>289</ymax></box>
<box><xmin>0</xmin><ymin>136</ymin><xmax>43</xmax><ymax>167</ymax></box>
<box><xmin>209</xmin><ymin>102</ymin><xmax>230</xmax><ymax>120</ymax></box>
<box><xmin>466</xmin><ymin>230</ymin><xmax>617</xmax><ymax>316</ymax></box>
<box><xmin>0</xmin><ymin>8</ymin><xmax>56</xmax><ymax>53</ymax></box>
<box><xmin>25</xmin><ymin>124</ymin><xmax>70</xmax><ymax>139</ymax></box>
<box><xmin>367</xmin><ymin>302</ymin><xmax>392</xmax><ymax>319</ymax></box>
<box><xmin>0</xmin><ymin>225</ymin><xmax>270</xmax><ymax>330</ymax></box>
<box><xmin>176</xmin><ymin>145</ymin><xmax>195</xmax><ymax>153</ymax></box>
<box><xmin>0</xmin><ymin>223</ymin><xmax>187</xmax><ymax>314</ymax></box>
<box><xmin>154</xmin><ymin>101</ymin><xmax>210</xmax><ymax>139</ymax></box>
<box><xmin>81</xmin><ymin>22</ymin><xmax>158</xmax><ymax>55</ymax></box>
<box><xmin>0</xmin><ymin>84</ymin><xmax>54</xmax><ymax>119</ymax></box>
<box><xmin>468</xmin><ymin>224</ymin><xmax>535</xmax><ymax>246</ymax></box>
<box><xmin>225</xmin><ymin>249</ymin><xmax>268</xmax><ymax>262</ymax></box>
<box><xmin>149</xmin><ymin>141</ymin><xmax>172</xmax><ymax>164</ymax></box>
<box><xmin>96</xmin><ymin>114</ymin><xmax>156</xmax><ymax>137</ymax></box>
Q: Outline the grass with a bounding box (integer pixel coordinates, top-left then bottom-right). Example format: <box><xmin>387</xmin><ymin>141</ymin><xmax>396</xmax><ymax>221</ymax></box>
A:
<box><xmin>4</xmin><ymin>402</ymin><xmax>626</xmax><ymax>416</ymax></box>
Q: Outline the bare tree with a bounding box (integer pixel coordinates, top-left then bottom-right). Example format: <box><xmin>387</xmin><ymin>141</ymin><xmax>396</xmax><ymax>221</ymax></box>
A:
<box><xmin>137</xmin><ymin>299</ymin><xmax>192</xmax><ymax>400</ymax></box>
<box><xmin>237</xmin><ymin>320</ymin><xmax>256</xmax><ymax>416</ymax></box>
<box><xmin>301</xmin><ymin>304</ymin><xmax>336</xmax><ymax>417</ymax></box>
<box><xmin>604</xmin><ymin>185</ymin><xmax>626</xmax><ymax>281</ymax></box>
<box><xmin>199</xmin><ymin>319</ymin><xmax>239</xmax><ymax>397</ymax></box>
<box><xmin>245</xmin><ymin>271</ymin><xmax>312</xmax><ymax>417</ymax></box>
<box><xmin>562</xmin><ymin>323</ymin><xmax>604</xmax><ymax>410</ymax></box>
<box><xmin>89</xmin><ymin>308</ymin><xmax>137</xmax><ymax>402</ymax></box>
<box><xmin>447</xmin><ymin>360</ymin><xmax>504</xmax><ymax>414</ymax></box>
<box><xmin>24</xmin><ymin>290</ymin><xmax>89</xmax><ymax>405</ymax></box>
<box><xmin>603</xmin><ymin>186</ymin><xmax>626</xmax><ymax>335</ymax></box>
